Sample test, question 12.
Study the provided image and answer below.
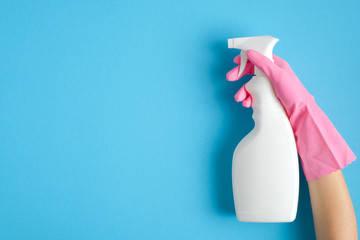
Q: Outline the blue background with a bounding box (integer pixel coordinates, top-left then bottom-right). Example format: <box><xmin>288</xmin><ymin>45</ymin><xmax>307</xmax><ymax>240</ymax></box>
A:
<box><xmin>1</xmin><ymin>0</ymin><xmax>359</xmax><ymax>239</ymax></box>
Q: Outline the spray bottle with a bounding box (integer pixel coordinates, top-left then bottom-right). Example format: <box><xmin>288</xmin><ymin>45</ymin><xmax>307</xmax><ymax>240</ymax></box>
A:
<box><xmin>228</xmin><ymin>36</ymin><xmax>299</xmax><ymax>222</ymax></box>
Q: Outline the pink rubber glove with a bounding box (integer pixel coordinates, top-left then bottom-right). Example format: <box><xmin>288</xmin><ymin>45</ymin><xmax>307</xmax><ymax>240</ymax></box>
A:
<box><xmin>227</xmin><ymin>50</ymin><xmax>356</xmax><ymax>181</ymax></box>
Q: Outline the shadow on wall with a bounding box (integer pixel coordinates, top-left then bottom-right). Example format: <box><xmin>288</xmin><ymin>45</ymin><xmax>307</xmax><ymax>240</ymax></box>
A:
<box><xmin>209</xmin><ymin>38</ymin><xmax>316</xmax><ymax>239</ymax></box>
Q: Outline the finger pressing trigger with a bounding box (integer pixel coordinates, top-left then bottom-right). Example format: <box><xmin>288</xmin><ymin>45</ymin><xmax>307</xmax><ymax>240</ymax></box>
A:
<box><xmin>226</xmin><ymin>66</ymin><xmax>241</xmax><ymax>81</ymax></box>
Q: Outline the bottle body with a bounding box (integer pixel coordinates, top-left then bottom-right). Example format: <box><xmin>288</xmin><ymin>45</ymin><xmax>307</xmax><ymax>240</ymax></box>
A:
<box><xmin>232</xmin><ymin>75</ymin><xmax>299</xmax><ymax>222</ymax></box>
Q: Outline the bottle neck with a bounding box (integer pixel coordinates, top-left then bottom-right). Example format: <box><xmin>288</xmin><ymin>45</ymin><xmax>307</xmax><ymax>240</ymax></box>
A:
<box><xmin>245</xmin><ymin>75</ymin><xmax>287</xmax><ymax>123</ymax></box>
<box><xmin>254</xmin><ymin>67</ymin><xmax>266</xmax><ymax>77</ymax></box>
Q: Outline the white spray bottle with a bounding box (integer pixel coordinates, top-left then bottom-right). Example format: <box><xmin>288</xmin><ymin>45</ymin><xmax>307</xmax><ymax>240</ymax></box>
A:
<box><xmin>228</xmin><ymin>36</ymin><xmax>299</xmax><ymax>222</ymax></box>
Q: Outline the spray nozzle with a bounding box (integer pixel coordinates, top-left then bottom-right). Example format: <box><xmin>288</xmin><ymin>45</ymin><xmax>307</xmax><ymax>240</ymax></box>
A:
<box><xmin>228</xmin><ymin>36</ymin><xmax>279</xmax><ymax>77</ymax></box>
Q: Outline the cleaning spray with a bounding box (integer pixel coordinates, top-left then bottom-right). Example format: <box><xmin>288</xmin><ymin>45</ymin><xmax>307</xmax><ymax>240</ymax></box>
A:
<box><xmin>228</xmin><ymin>36</ymin><xmax>299</xmax><ymax>222</ymax></box>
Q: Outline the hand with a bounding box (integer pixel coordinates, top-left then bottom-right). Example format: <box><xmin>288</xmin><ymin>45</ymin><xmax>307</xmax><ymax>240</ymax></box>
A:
<box><xmin>226</xmin><ymin>50</ymin><xmax>314</xmax><ymax>116</ymax></box>
<box><xmin>227</xmin><ymin>50</ymin><xmax>356</xmax><ymax>182</ymax></box>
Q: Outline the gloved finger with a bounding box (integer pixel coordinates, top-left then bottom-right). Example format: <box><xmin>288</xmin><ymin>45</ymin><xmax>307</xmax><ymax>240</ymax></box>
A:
<box><xmin>242</xmin><ymin>95</ymin><xmax>252</xmax><ymax>108</ymax></box>
<box><xmin>234</xmin><ymin>54</ymin><xmax>241</xmax><ymax>64</ymax></box>
<box><xmin>273</xmin><ymin>54</ymin><xmax>291</xmax><ymax>70</ymax></box>
<box><xmin>246</xmin><ymin>50</ymin><xmax>282</xmax><ymax>82</ymax></box>
<box><xmin>227</xmin><ymin>66</ymin><xmax>242</xmax><ymax>81</ymax></box>
<box><xmin>234</xmin><ymin>85</ymin><xmax>249</xmax><ymax>102</ymax></box>
<box><xmin>226</xmin><ymin>60</ymin><xmax>254</xmax><ymax>81</ymax></box>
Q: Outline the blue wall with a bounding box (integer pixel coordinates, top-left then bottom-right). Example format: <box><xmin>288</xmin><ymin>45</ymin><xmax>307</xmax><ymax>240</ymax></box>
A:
<box><xmin>1</xmin><ymin>1</ymin><xmax>359</xmax><ymax>239</ymax></box>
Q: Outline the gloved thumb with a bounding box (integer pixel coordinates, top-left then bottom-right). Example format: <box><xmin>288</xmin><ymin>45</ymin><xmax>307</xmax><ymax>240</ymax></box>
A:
<box><xmin>246</xmin><ymin>50</ymin><xmax>282</xmax><ymax>84</ymax></box>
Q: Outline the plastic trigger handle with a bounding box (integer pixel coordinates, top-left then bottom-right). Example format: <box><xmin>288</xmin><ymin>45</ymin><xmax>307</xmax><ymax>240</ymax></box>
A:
<box><xmin>238</xmin><ymin>50</ymin><xmax>247</xmax><ymax>77</ymax></box>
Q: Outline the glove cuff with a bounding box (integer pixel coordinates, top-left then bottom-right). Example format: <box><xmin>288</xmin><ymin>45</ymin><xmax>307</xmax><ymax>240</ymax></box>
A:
<box><xmin>289</xmin><ymin>101</ymin><xmax>356</xmax><ymax>181</ymax></box>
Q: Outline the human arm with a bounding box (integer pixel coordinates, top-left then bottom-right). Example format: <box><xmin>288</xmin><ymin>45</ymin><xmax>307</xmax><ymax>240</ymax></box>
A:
<box><xmin>309</xmin><ymin>170</ymin><xmax>358</xmax><ymax>240</ymax></box>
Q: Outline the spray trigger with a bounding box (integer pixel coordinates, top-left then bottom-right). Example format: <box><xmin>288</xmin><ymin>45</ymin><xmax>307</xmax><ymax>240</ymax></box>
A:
<box><xmin>238</xmin><ymin>50</ymin><xmax>248</xmax><ymax>78</ymax></box>
<box><xmin>229</xmin><ymin>36</ymin><xmax>279</xmax><ymax>78</ymax></box>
